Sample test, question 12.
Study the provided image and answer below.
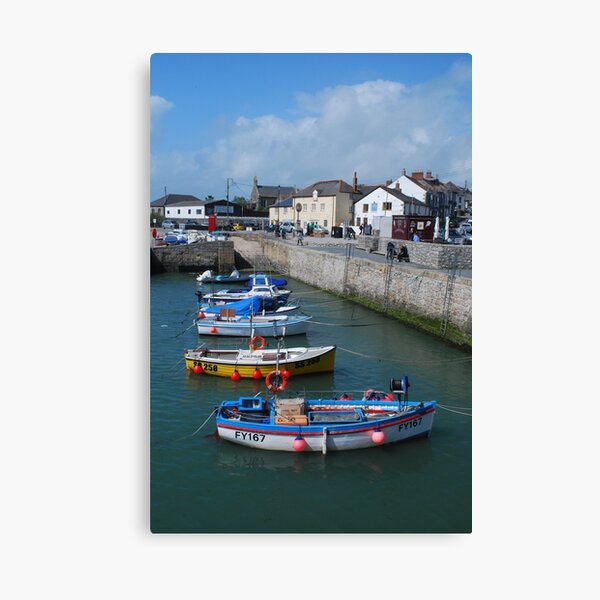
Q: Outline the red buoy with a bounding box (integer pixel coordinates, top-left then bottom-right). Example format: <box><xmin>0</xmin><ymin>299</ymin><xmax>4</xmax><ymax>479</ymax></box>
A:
<box><xmin>210</xmin><ymin>326</ymin><xmax>217</xmax><ymax>334</ymax></box>
<box><xmin>293</xmin><ymin>436</ymin><xmax>307</xmax><ymax>452</ymax></box>
<box><xmin>230</xmin><ymin>370</ymin><xmax>241</xmax><ymax>381</ymax></box>
<box><xmin>193</xmin><ymin>364</ymin><xmax>203</xmax><ymax>374</ymax></box>
<box><xmin>252</xmin><ymin>368</ymin><xmax>262</xmax><ymax>380</ymax></box>
<box><xmin>197</xmin><ymin>312</ymin><xmax>206</xmax><ymax>319</ymax></box>
<box><xmin>281</xmin><ymin>368</ymin><xmax>291</xmax><ymax>380</ymax></box>
<box><xmin>371</xmin><ymin>429</ymin><xmax>385</xmax><ymax>444</ymax></box>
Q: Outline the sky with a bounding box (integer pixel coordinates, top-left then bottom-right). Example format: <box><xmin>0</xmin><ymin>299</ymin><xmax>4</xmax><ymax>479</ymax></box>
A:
<box><xmin>150</xmin><ymin>53</ymin><xmax>472</xmax><ymax>201</ymax></box>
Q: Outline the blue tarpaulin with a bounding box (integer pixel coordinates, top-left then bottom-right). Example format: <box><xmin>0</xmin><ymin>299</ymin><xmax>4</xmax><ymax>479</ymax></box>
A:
<box><xmin>204</xmin><ymin>296</ymin><xmax>262</xmax><ymax>316</ymax></box>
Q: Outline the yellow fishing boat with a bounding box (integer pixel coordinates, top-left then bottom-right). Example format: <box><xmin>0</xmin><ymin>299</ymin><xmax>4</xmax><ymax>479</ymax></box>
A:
<box><xmin>184</xmin><ymin>345</ymin><xmax>336</xmax><ymax>378</ymax></box>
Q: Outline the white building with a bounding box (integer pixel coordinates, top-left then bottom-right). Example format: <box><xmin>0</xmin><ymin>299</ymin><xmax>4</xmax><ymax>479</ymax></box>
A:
<box><xmin>164</xmin><ymin>199</ymin><xmax>206</xmax><ymax>220</ymax></box>
<box><xmin>353</xmin><ymin>186</ymin><xmax>429</xmax><ymax>234</ymax></box>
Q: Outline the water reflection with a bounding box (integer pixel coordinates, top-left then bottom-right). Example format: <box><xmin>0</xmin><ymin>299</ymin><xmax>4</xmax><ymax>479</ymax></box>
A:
<box><xmin>215</xmin><ymin>435</ymin><xmax>434</xmax><ymax>476</ymax></box>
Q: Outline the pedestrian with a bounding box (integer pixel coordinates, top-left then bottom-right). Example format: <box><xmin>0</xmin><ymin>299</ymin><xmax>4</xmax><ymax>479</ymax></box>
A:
<box><xmin>386</xmin><ymin>240</ymin><xmax>396</xmax><ymax>260</ymax></box>
<box><xmin>359</xmin><ymin>224</ymin><xmax>364</xmax><ymax>235</ymax></box>
<box><xmin>151</xmin><ymin>227</ymin><xmax>157</xmax><ymax>239</ymax></box>
<box><xmin>297</xmin><ymin>229</ymin><xmax>304</xmax><ymax>246</ymax></box>
<box><xmin>412</xmin><ymin>231</ymin><xmax>420</xmax><ymax>242</ymax></box>
<box><xmin>397</xmin><ymin>245</ymin><xmax>409</xmax><ymax>262</ymax></box>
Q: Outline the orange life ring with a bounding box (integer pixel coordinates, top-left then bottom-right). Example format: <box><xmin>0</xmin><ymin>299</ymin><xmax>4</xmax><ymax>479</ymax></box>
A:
<box><xmin>339</xmin><ymin>393</ymin><xmax>352</xmax><ymax>400</ymax></box>
<box><xmin>266</xmin><ymin>370</ymin><xmax>288</xmax><ymax>392</ymax></box>
<box><xmin>250</xmin><ymin>335</ymin><xmax>266</xmax><ymax>351</ymax></box>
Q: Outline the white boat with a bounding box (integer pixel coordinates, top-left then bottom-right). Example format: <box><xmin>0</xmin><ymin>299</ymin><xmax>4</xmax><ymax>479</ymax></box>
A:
<box><xmin>200</xmin><ymin>284</ymin><xmax>291</xmax><ymax>303</ymax></box>
<box><xmin>196</xmin><ymin>314</ymin><xmax>311</xmax><ymax>337</ymax></box>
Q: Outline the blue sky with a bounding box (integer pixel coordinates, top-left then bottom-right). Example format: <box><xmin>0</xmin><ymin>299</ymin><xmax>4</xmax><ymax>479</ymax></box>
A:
<box><xmin>150</xmin><ymin>53</ymin><xmax>471</xmax><ymax>201</ymax></box>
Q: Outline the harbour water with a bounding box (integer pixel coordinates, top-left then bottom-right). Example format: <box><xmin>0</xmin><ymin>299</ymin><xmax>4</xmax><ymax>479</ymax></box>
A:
<box><xmin>151</xmin><ymin>272</ymin><xmax>472</xmax><ymax>533</ymax></box>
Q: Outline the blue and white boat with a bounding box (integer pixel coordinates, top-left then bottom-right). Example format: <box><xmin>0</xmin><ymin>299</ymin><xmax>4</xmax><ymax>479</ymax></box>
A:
<box><xmin>248</xmin><ymin>273</ymin><xmax>288</xmax><ymax>287</ymax></box>
<box><xmin>199</xmin><ymin>284</ymin><xmax>291</xmax><ymax>304</ymax></box>
<box><xmin>197</xmin><ymin>295</ymin><xmax>299</xmax><ymax>317</ymax></box>
<box><xmin>196</xmin><ymin>269</ymin><xmax>252</xmax><ymax>285</ymax></box>
<box><xmin>195</xmin><ymin>297</ymin><xmax>310</xmax><ymax>337</ymax></box>
<box><xmin>214</xmin><ymin>376</ymin><xmax>436</xmax><ymax>452</ymax></box>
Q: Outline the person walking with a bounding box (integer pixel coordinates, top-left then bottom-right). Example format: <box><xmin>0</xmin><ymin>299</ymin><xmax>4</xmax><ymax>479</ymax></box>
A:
<box><xmin>296</xmin><ymin>229</ymin><xmax>304</xmax><ymax>245</ymax></box>
<box><xmin>359</xmin><ymin>223</ymin><xmax>364</xmax><ymax>235</ymax></box>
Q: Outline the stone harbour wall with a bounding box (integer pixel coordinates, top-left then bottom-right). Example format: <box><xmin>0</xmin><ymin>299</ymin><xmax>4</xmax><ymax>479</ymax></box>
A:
<box><xmin>151</xmin><ymin>241</ymin><xmax>235</xmax><ymax>273</ymax></box>
<box><xmin>255</xmin><ymin>238</ymin><xmax>472</xmax><ymax>334</ymax></box>
<box><xmin>357</xmin><ymin>236</ymin><xmax>472</xmax><ymax>270</ymax></box>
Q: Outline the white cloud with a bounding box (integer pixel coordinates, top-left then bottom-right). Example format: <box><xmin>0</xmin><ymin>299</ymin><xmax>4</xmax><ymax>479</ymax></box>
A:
<box><xmin>151</xmin><ymin>65</ymin><xmax>471</xmax><ymax>198</ymax></box>
<box><xmin>150</xmin><ymin>95</ymin><xmax>173</xmax><ymax>128</ymax></box>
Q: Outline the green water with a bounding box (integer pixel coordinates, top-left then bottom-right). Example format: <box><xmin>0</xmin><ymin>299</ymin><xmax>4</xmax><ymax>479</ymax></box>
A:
<box><xmin>151</xmin><ymin>272</ymin><xmax>472</xmax><ymax>533</ymax></box>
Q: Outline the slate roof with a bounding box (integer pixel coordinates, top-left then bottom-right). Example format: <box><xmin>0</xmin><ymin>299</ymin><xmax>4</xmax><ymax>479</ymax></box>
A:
<box><xmin>356</xmin><ymin>186</ymin><xmax>427</xmax><ymax>207</ymax></box>
<box><xmin>295</xmin><ymin>179</ymin><xmax>357</xmax><ymax>197</ymax></box>
<box><xmin>150</xmin><ymin>193</ymin><xmax>204</xmax><ymax>207</ymax></box>
<box><xmin>257</xmin><ymin>185</ymin><xmax>296</xmax><ymax>198</ymax></box>
<box><xmin>270</xmin><ymin>197</ymin><xmax>294</xmax><ymax>208</ymax></box>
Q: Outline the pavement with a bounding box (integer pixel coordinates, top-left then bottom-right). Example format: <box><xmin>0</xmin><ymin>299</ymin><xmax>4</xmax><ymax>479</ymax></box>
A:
<box><xmin>260</xmin><ymin>231</ymin><xmax>472</xmax><ymax>279</ymax></box>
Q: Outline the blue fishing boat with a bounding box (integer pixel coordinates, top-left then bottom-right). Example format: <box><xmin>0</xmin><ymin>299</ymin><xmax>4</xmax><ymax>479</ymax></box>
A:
<box><xmin>196</xmin><ymin>269</ymin><xmax>251</xmax><ymax>284</ymax></box>
<box><xmin>197</xmin><ymin>295</ymin><xmax>298</xmax><ymax>317</ymax></box>
<box><xmin>248</xmin><ymin>273</ymin><xmax>288</xmax><ymax>287</ymax></box>
<box><xmin>214</xmin><ymin>376</ymin><xmax>436</xmax><ymax>452</ymax></box>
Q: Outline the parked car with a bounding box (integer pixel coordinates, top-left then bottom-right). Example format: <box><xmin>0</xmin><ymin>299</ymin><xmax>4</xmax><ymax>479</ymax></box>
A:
<box><xmin>184</xmin><ymin>221</ymin><xmax>206</xmax><ymax>231</ymax></box>
<box><xmin>279</xmin><ymin>221</ymin><xmax>295</xmax><ymax>234</ymax></box>
<box><xmin>311</xmin><ymin>224</ymin><xmax>329</xmax><ymax>235</ymax></box>
<box><xmin>162</xmin><ymin>220</ymin><xmax>177</xmax><ymax>229</ymax></box>
<box><xmin>447</xmin><ymin>228</ymin><xmax>466</xmax><ymax>245</ymax></box>
<box><xmin>232</xmin><ymin>222</ymin><xmax>245</xmax><ymax>231</ymax></box>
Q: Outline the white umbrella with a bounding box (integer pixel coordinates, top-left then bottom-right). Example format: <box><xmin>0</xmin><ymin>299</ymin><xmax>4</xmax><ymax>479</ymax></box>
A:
<box><xmin>433</xmin><ymin>216</ymin><xmax>439</xmax><ymax>240</ymax></box>
<box><xmin>444</xmin><ymin>216</ymin><xmax>450</xmax><ymax>241</ymax></box>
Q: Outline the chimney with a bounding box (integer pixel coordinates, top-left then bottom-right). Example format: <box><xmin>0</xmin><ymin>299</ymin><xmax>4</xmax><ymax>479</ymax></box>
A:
<box><xmin>425</xmin><ymin>170</ymin><xmax>432</xmax><ymax>179</ymax></box>
<box><xmin>395</xmin><ymin>182</ymin><xmax>399</xmax><ymax>189</ymax></box>
<box><xmin>402</xmin><ymin>168</ymin><xmax>406</xmax><ymax>176</ymax></box>
<box><xmin>353</xmin><ymin>171</ymin><xmax>358</xmax><ymax>192</ymax></box>
<box><xmin>386</xmin><ymin>179</ymin><xmax>392</xmax><ymax>187</ymax></box>
<box><xmin>412</xmin><ymin>170</ymin><xmax>423</xmax><ymax>180</ymax></box>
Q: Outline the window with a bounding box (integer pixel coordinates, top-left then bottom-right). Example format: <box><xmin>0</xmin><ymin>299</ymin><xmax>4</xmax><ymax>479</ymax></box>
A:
<box><xmin>324</xmin><ymin>220</ymin><xmax>327</xmax><ymax>227</ymax></box>
<box><xmin>177</xmin><ymin>209</ymin><xmax>181</xmax><ymax>214</ymax></box>
<box><xmin>371</xmin><ymin>202</ymin><xmax>378</xmax><ymax>212</ymax></box>
<box><xmin>320</xmin><ymin>203</ymin><xmax>325</xmax><ymax>212</ymax></box>
<box><xmin>310</xmin><ymin>203</ymin><xmax>315</xmax><ymax>211</ymax></box>
<box><xmin>303</xmin><ymin>204</ymin><xmax>307</xmax><ymax>211</ymax></box>
<box><xmin>362</xmin><ymin>204</ymin><xmax>368</xmax><ymax>213</ymax></box>
<box><xmin>283</xmin><ymin>207</ymin><xmax>288</xmax><ymax>214</ymax></box>
<box><xmin>382</xmin><ymin>202</ymin><xmax>392</xmax><ymax>211</ymax></box>
<box><xmin>196</xmin><ymin>209</ymin><xmax>202</xmax><ymax>215</ymax></box>
<box><xmin>188</xmin><ymin>209</ymin><xmax>191</xmax><ymax>214</ymax></box>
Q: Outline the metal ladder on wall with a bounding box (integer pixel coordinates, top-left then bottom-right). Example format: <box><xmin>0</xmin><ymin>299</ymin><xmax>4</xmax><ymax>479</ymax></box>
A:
<box><xmin>440</xmin><ymin>260</ymin><xmax>458</xmax><ymax>337</ymax></box>
<box><xmin>250</xmin><ymin>253</ymin><xmax>290</xmax><ymax>276</ymax></box>
<box><xmin>383</xmin><ymin>261</ymin><xmax>393</xmax><ymax>314</ymax></box>
<box><xmin>342</xmin><ymin>243</ymin><xmax>354</xmax><ymax>293</ymax></box>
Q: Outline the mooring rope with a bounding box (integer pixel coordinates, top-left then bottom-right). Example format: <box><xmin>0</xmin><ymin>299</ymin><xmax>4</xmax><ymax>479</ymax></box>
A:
<box><xmin>436</xmin><ymin>404</ymin><xmax>472</xmax><ymax>417</ymax></box>
<box><xmin>337</xmin><ymin>346</ymin><xmax>472</xmax><ymax>365</ymax></box>
<box><xmin>176</xmin><ymin>408</ymin><xmax>219</xmax><ymax>441</ymax></box>
<box><xmin>304</xmin><ymin>318</ymin><xmax>381</xmax><ymax>327</ymax></box>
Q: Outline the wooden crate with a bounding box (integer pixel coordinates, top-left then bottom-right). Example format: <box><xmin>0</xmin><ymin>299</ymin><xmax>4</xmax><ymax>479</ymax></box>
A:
<box><xmin>275</xmin><ymin>415</ymin><xmax>308</xmax><ymax>426</ymax></box>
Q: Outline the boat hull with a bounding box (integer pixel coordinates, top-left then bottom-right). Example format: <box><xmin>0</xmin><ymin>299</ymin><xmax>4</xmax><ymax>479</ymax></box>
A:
<box><xmin>196</xmin><ymin>317</ymin><xmax>310</xmax><ymax>337</ymax></box>
<box><xmin>185</xmin><ymin>346</ymin><xmax>336</xmax><ymax>377</ymax></box>
<box><xmin>216</xmin><ymin>403</ymin><xmax>436</xmax><ymax>452</ymax></box>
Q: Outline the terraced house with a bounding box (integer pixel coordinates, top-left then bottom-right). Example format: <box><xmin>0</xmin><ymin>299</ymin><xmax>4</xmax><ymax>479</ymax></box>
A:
<box><xmin>269</xmin><ymin>175</ymin><xmax>377</xmax><ymax>230</ymax></box>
